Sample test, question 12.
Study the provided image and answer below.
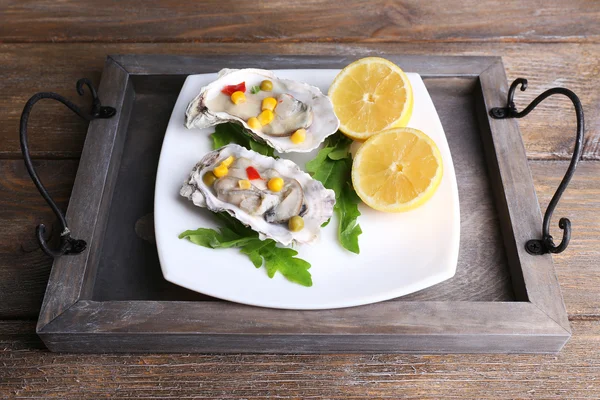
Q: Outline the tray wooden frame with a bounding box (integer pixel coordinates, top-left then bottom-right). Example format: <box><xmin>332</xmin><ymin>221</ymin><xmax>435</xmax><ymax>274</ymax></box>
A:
<box><xmin>36</xmin><ymin>55</ymin><xmax>570</xmax><ymax>353</ymax></box>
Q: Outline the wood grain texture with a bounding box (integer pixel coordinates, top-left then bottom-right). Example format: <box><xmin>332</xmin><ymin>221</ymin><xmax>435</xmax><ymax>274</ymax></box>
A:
<box><xmin>478</xmin><ymin>61</ymin><xmax>570</xmax><ymax>331</ymax></box>
<box><xmin>533</xmin><ymin>161</ymin><xmax>600</xmax><ymax>318</ymax></box>
<box><xmin>0</xmin><ymin>320</ymin><xmax>43</xmax><ymax>350</ymax></box>
<box><xmin>2</xmin><ymin>42</ymin><xmax>598</xmax><ymax>159</ymax></box>
<box><xmin>1</xmin><ymin>0</ymin><xmax>599</xmax><ymax>44</ymax></box>
<box><xmin>38</xmin><ymin>300</ymin><xmax>569</xmax><ymax>353</ymax></box>
<box><xmin>1</xmin><ymin>319</ymin><xmax>599</xmax><ymax>398</ymax></box>
<box><xmin>36</xmin><ymin>58</ymin><xmax>134</xmax><ymax>329</ymax></box>
<box><xmin>0</xmin><ymin>160</ymin><xmax>78</xmax><ymax>319</ymax></box>
<box><xmin>115</xmin><ymin>54</ymin><xmax>499</xmax><ymax>76</ymax></box>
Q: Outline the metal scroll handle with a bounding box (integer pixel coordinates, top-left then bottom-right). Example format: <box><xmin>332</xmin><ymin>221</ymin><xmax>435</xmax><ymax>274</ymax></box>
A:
<box><xmin>490</xmin><ymin>78</ymin><xmax>584</xmax><ymax>255</ymax></box>
<box><xmin>19</xmin><ymin>78</ymin><xmax>116</xmax><ymax>258</ymax></box>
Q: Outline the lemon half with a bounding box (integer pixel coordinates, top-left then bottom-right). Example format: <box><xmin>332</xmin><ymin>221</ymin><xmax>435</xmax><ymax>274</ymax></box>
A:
<box><xmin>352</xmin><ymin>127</ymin><xmax>443</xmax><ymax>212</ymax></box>
<box><xmin>328</xmin><ymin>57</ymin><xmax>413</xmax><ymax>141</ymax></box>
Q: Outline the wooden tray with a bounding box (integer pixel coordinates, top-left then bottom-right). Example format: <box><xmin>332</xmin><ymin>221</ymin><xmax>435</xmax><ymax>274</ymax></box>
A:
<box><xmin>36</xmin><ymin>55</ymin><xmax>571</xmax><ymax>353</ymax></box>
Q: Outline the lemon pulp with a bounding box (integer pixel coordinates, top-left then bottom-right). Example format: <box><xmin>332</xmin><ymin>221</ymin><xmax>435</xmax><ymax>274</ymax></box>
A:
<box><xmin>352</xmin><ymin>127</ymin><xmax>443</xmax><ymax>212</ymax></box>
<box><xmin>328</xmin><ymin>57</ymin><xmax>413</xmax><ymax>141</ymax></box>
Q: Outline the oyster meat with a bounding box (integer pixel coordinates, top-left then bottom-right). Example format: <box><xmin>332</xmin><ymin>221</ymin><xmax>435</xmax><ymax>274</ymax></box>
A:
<box><xmin>180</xmin><ymin>144</ymin><xmax>335</xmax><ymax>245</ymax></box>
<box><xmin>185</xmin><ymin>68</ymin><xmax>340</xmax><ymax>153</ymax></box>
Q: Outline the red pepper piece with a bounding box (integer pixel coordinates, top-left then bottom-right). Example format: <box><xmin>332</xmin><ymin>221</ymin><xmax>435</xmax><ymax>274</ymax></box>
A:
<box><xmin>221</xmin><ymin>82</ymin><xmax>246</xmax><ymax>95</ymax></box>
<box><xmin>246</xmin><ymin>166</ymin><xmax>261</xmax><ymax>180</ymax></box>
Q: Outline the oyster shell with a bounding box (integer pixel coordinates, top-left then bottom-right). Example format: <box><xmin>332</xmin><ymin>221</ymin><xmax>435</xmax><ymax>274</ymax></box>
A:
<box><xmin>180</xmin><ymin>144</ymin><xmax>335</xmax><ymax>245</ymax></box>
<box><xmin>185</xmin><ymin>68</ymin><xmax>340</xmax><ymax>153</ymax></box>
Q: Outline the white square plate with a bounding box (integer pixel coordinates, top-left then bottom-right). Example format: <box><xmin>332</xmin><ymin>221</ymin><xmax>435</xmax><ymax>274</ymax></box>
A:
<box><xmin>154</xmin><ymin>69</ymin><xmax>460</xmax><ymax>310</ymax></box>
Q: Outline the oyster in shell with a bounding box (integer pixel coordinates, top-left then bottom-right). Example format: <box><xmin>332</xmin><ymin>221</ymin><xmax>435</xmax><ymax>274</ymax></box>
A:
<box><xmin>180</xmin><ymin>144</ymin><xmax>335</xmax><ymax>245</ymax></box>
<box><xmin>185</xmin><ymin>68</ymin><xmax>340</xmax><ymax>153</ymax></box>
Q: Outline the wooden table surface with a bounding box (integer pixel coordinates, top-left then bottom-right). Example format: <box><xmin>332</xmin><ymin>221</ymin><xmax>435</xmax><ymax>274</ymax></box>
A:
<box><xmin>1</xmin><ymin>1</ymin><xmax>599</xmax><ymax>398</ymax></box>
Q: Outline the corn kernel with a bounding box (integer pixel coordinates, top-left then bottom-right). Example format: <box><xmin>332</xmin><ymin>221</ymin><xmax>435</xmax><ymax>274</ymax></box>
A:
<box><xmin>221</xmin><ymin>155</ymin><xmax>235</xmax><ymax>167</ymax></box>
<box><xmin>247</xmin><ymin>117</ymin><xmax>262</xmax><ymax>130</ymax></box>
<box><xmin>261</xmin><ymin>97</ymin><xmax>277</xmax><ymax>111</ymax></box>
<box><xmin>267</xmin><ymin>177</ymin><xmax>284</xmax><ymax>192</ymax></box>
<box><xmin>260</xmin><ymin>80</ymin><xmax>273</xmax><ymax>91</ymax></box>
<box><xmin>290</xmin><ymin>128</ymin><xmax>306</xmax><ymax>144</ymax></box>
<box><xmin>230</xmin><ymin>91</ymin><xmax>246</xmax><ymax>105</ymax></box>
<box><xmin>202</xmin><ymin>171</ymin><xmax>217</xmax><ymax>186</ymax></box>
<box><xmin>213</xmin><ymin>163</ymin><xmax>229</xmax><ymax>178</ymax></box>
<box><xmin>258</xmin><ymin>109</ymin><xmax>275</xmax><ymax>126</ymax></box>
<box><xmin>238</xmin><ymin>179</ymin><xmax>252</xmax><ymax>190</ymax></box>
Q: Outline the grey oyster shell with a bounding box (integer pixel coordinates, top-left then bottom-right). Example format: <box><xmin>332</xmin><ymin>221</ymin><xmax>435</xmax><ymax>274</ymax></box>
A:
<box><xmin>185</xmin><ymin>68</ymin><xmax>340</xmax><ymax>153</ymax></box>
<box><xmin>180</xmin><ymin>144</ymin><xmax>336</xmax><ymax>245</ymax></box>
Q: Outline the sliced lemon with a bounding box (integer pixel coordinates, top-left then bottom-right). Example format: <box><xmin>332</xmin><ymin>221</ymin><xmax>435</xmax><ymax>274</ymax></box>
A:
<box><xmin>328</xmin><ymin>57</ymin><xmax>413</xmax><ymax>141</ymax></box>
<box><xmin>352</xmin><ymin>128</ymin><xmax>443</xmax><ymax>212</ymax></box>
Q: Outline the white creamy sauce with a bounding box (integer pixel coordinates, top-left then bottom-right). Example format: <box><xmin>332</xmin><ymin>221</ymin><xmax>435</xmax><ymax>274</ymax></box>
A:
<box><xmin>205</xmin><ymin>84</ymin><xmax>313</xmax><ymax>137</ymax></box>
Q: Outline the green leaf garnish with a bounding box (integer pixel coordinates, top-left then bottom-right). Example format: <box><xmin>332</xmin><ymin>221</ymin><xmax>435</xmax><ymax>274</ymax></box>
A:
<box><xmin>250</xmin><ymin>85</ymin><xmax>261</xmax><ymax>94</ymax></box>
<box><xmin>179</xmin><ymin>213</ymin><xmax>312</xmax><ymax>287</ymax></box>
<box><xmin>306</xmin><ymin>132</ymin><xmax>362</xmax><ymax>254</ymax></box>
<box><xmin>210</xmin><ymin>123</ymin><xmax>274</xmax><ymax>157</ymax></box>
<box><xmin>336</xmin><ymin>182</ymin><xmax>362</xmax><ymax>254</ymax></box>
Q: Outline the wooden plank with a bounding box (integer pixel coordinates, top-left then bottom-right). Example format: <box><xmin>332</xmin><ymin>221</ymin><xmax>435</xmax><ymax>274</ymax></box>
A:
<box><xmin>2</xmin><ymin>319</ymin><xmax>600</xmax><ymax>398</ymax></box>
<box><xmin>532</xmin><ymin>161</ymin><xmax>600</xmax><ymax>318</ymax></box>
<box><xmin>1</xmin><ymin>0</ymin><xmax>598</xmax><ymax>44</ymax></box>
<box><xmin>1</xmin><ymin>42</ymin><xmax>597</xmax><ymax>159</ymax></box>
<box><xmin>38</xmin><ymin>300</ymin><xmax>568</xmax><ymax>353</ymax></box>
<box><xmin>477</xmin><ymin>62</ymin><xmax>570</xmax><ymax>333</ymax></box>
<box><xmin>113</xmin><ymin>54</ymin><xmax>497</xmax><ymax>76</ymax></box>
<box><xmin>0</xmin><ymin>159</ymin><xmax>78</xmax><ymax>319</ymax></box>
<box><xmin>0</xmin><ymin>320</ymin><xmax>44</xmax><ymax>350</ymax></box>
<box><xmin>36</xmin><ymin>58</ymin><xmax>134</xmax><ymax>329</ymax></box>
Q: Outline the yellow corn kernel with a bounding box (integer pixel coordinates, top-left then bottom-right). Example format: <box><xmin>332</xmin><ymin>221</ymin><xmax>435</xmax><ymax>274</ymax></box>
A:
<box><xmin>238</xmin><ymin>179</ymin><xmax>251</xmax><ymax>190</ymax></box>
<box><xmin>247</xmin><ymin>117</ymin><xmax>262</xmax><ymax>130</ymax></box>
<box><xmin>267</xmin><ymin>177</ymin><xmax>284</xmax><ymax>192</ymax></box>
<box><xmin>230</xmin><ymin>91</ymin><xmax>246</xmax><ymax>105</ymax></box>
<box><xmin>258</xmin><ymin>109</ymin><xmax>275</xmax><ymax>126</ymax></box>
<box><xmin>202</xmin><ymin>171</ymin><xmax>217</xmax><ymax>186</ymax></box>
<box><xmin>260</xmin><ymin>80</ymin><xmax>273</xmax><ymax>91</ymax></box>
<box><xmin>261</xmin><ymin>97</ymin><xmax>277</xmax><ymax>111</ymax></box>
<box><xmin>221</xmin><ymin>155</ymin><xmax>235</xmax><ymax>167</ymax></box>
<box><xmin>213</xmin><ymin>163</ymin><xmax>229</xmax><ymax>178</ymax></box>
<box><xmin>290</xmin><ymin>128</ymin><xmax>306</xmax><ymax>144</ymax></box>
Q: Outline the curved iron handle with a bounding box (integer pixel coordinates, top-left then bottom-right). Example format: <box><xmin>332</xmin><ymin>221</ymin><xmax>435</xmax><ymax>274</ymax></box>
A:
<box><xmin>19</xmin><ymin>78</ymin><xmax>116</xmax><ymax>258</ymax></box>
<box><xmin>490</xmin><ymin>78</ymin><xmax>584</xmax><ymax>255</ymax></box>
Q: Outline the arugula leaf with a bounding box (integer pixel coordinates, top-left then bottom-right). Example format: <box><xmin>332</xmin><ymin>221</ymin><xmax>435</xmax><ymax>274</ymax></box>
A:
<box><xmin>210</xmin><ymin>123</ymin><xmax>275</xmax><ymax>157</ymax></box>
<box><xmin>210</xmin><ymin>123</ymin><xmax>243</xmax><ymax>149</ymax></box>
<box><xmin>179</xmin><ymin>213</ymin><xmax>312</xmax><ymax>287</ymax></box>
<box><xmin>306</xmin><ymin>132</ymin><xmax>362</xmax><ymax>254</ymax></box>
<box><xmin>328</xmin><ymin>149</ymin><xmax>350</xmax><ymax>161</ymax></box>
<box><xmin>214</xmin><ymin>211</ymin><xmax>255</xmax><ymax>236</ymax></box>
<box><xmin>337</xmin><ymin>182</ymin><xmax>363</xmax><ymax>254</ymax></box>
<box><xmin>250</xmin><ymin>85</ymin><xmax>261</xmax><ymax>94</ymax></box>
<box><xmin>306</xmin><ymin>146</ymin><xmax>345</xmax><ymax>196</ymax></box>
<box><xmin>178</xmin><ymin>227</ymin><xmax>256</xmax><ymax>248</ymax></box>
<box><xmin>260</xmin><ymin>242</ymin><xmax>312</xmax><ymax>286</ymax></box>
<box><xmin>248</xmin><ymin>138</ymin><xmax>274</xmax><ymax>157</ymax></box>
<box><xmin>239</xmin><ymin>239</ymin><xmax>272</xmax><ymax>268</ymax></box>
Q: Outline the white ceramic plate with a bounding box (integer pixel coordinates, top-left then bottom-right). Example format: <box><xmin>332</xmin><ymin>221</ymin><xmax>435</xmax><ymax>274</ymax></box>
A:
<box><xmin>155</xmin><ymin>69</ymin><xmax>460</xmax><ymax>310</ymax></box>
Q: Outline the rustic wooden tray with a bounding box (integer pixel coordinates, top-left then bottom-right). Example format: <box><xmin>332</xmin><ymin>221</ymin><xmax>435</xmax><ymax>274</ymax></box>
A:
<box><xmin>36</xmin><ymin>55</ymin><xmax>570</xmax><ymax>353</ymax></box>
